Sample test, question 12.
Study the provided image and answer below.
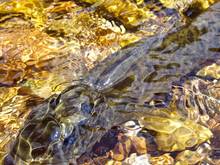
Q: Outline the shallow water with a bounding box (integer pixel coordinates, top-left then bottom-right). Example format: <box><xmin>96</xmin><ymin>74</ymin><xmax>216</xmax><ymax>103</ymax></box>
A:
<box><xmin>0</xmin><ymin>0</ymin><xmax>220</xmax><ymax>165</ymax></box>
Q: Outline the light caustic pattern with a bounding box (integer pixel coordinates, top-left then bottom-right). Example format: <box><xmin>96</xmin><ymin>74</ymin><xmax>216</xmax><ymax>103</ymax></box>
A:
<box><xmin>0</xmin><ymin>0</ymin><xmax>220</xmax><ymax>165</ymax></box>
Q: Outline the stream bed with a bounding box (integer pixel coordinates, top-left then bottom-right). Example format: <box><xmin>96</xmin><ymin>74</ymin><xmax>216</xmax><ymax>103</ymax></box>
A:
<box><xmin>0</xmin><ymin>0</ymin><xmax>220</xmax><ymax>164</ymax></box>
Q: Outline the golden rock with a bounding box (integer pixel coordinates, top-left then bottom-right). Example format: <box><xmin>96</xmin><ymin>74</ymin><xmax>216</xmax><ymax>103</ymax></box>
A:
<box><xmin>80</xmin><ymin>0</ymin><xmax>152</xmax><ymax>28</ymax></box>
<box><xmin>175</xmin><ymin>150</ymin><xmax>203</xmax><ymax>165</ymax></box>
<box><xmin>0</xmin><ymin>0</ymin><xmax>46</xmax><ymax>27</ymax></box>
<box><xmin>150</xmin><ymin>153</ymin><xmax>174</xmax><ymax>165</ymax></box>
<box><xmin>175</xmin><ymin>142</ymin><xmax>212</xmax><ymax>164</ymax></box>
<box><xmin>197</xmin><ymin>63</ymin><xmax>220</xmax><ymax>79</ymax></box>
<box><xmin>0</xmin><ymin>28</ymin><xmax>60</xmax><ymax>86</ymax></box>
<box><xmin>139</xmin><ymin>111</ymin><xmax>213</xmax><ymax>151</ymax></box>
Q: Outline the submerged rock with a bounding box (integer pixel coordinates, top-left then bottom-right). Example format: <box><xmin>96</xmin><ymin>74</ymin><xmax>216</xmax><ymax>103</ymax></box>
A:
<box><xmin>150</xmin><ymin>153</ymin><xmax>174</xmax><ymax>165</ymax></box>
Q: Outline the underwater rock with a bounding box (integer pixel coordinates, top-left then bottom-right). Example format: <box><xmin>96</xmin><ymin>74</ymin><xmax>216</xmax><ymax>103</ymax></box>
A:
<box><xmin>139</xmin><ymin>111</ymin><xmax>213</xmax><ymax>151</ymax></box>
<box><xmin>150</xmin><ymin>153</ymin><xmax>174</xmax><ymax>165</ymax></box>
<box><xmin>197</xmin><ymin>62</ymin><xmax>220</xmax><ymax>79</ymax></box>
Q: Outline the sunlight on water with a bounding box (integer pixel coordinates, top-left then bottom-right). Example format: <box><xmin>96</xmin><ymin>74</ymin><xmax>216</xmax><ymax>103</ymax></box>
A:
<box><xmin>0</xmin><ymin>0</ymin><xmax>220</xmax><ymax>164</ymax></box>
